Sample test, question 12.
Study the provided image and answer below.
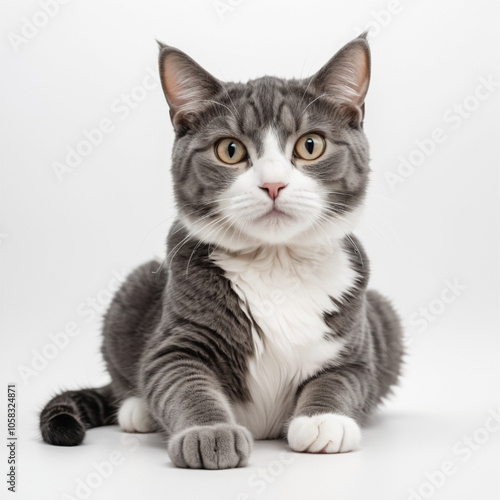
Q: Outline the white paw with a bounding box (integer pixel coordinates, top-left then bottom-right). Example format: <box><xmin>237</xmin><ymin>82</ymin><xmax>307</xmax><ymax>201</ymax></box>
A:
<box><xmin>118</xmin><ymin>397</ymin><xmax>153</xmax><ymax>433</ymax></box>
<box><xmin>287</xmin><ymin>413</ymin><xmax>361</xmax><ymax>453</ymax></box>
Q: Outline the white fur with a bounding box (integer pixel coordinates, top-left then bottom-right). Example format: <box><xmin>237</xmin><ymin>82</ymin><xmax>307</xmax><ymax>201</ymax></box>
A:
<box><xmin>184</xmin><ymin>127</ymin><xmax>364</xmax><ymax>251</ymax></box>
<box><xmin>212</xmin><ymin>242</ymin><xmax>357</xmax><ymax>439</ymax></box>
<box><xmin>118</xmin><ymin>397</ymin><xmax>153</xmax><ymax>433</ymax></box>
<box><xmin>219</xmin><ymin>129</ymin><xmax>325</xmax><ymax>245</ymax></box>
<box><xmin>252</xmin><ymin>128</ymin><xmax>294</xmax><ymax>184</ymax></box>
<box><xmin>287</xmin><ymin>413</ymin><xmax>361</xmax><ymax>453</ymax></box>
<box><xmin>185</xmin><ymin>128</ymin><xmax>362</xmax><ymax>439</ymax></box>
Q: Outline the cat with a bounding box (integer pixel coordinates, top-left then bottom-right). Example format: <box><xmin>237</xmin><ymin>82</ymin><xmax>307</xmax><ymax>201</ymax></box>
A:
<box><xmin>40</xmin><ymin>34</ymin><xmax>403</xmax><ymax>469</ymax></box>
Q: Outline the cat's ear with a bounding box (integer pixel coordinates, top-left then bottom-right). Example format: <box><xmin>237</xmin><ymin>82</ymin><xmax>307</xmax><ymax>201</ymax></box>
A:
<box><xmin>157</xmin><ymin>42</ymin><xmax>222</xmax><ymax>130</ymax></box>
<box><xmin>309</xmin><ymin>34</ymin><xmax>371</xmax><ymax>125</ymax></box>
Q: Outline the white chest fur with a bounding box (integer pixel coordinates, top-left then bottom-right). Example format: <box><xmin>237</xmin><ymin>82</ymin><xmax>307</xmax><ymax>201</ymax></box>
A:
<box><xmin>212</xmin><ymin>243</ymin><xmax>358</xmax><ymax>439</ymax></box>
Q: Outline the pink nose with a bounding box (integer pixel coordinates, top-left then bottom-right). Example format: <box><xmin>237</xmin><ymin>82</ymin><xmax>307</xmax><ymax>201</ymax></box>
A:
<box><xmin>260</xmin><ymin>182</ymin><xmax>286</xmax><ymax>201</ymax></box>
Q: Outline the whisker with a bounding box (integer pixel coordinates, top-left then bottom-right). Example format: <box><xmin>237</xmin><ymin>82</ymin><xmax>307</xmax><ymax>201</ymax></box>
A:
<box><xmin>298</xmin><ymin>75</ymin><xmax>315</xmax><ymax>109</ymax></box>
<box><xmin>185</xmin><ymin>239</ymin><xmax>205</xmax><ymax>278</ymax></box>
<box><xmin>300</xmin><ymin>93</ymin><xmax>328</xmax><ymax>117</ymax></box>
<box><xmin>217</xmin><ymin>213</ymin><xmax>240</xmax><ymax>251</ymax></box>
<box><xmin>166</xmin><ymin>232</ymin><xmax>194</xmax><ymax>269</ymax></box>
<box><xmin>221</xmin><ymin>84</ymin><xmax>241</xmax><ymax>120</ymax></box>
<box><xmin>177</xmin><ymin>99</ymin><xmax>238</xmax><ymax>120</ymax></box>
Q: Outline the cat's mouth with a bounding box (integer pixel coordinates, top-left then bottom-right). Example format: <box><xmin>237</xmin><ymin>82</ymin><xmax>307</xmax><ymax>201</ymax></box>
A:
<box><xmin>267</xmin><ymin>207</ymin><xmax>287</xmax><ymax>216</ymax></box>
<box><xmin>259</xmin><ymin>206</ymin><xmax>291</xmax><ymax>220</ymax></box>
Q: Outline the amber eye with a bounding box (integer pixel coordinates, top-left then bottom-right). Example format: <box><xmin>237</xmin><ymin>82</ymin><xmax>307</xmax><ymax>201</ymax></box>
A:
<box><xmin>215</xmin><ymin>138</ymin><xmax>247</xmax><ymax>165</ymax></box>
<box><xmin>294</xmin><ymin>133</ymin><xmax>326</xmax><ymax>161</ymax></box>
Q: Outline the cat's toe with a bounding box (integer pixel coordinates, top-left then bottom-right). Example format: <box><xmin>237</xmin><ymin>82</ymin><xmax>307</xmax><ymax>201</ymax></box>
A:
<box><xmin>167</xmin><ymin>424</ymin><xmax>253</xmax><ymax>469</ymax></box>
<box><xmin>287</xmin><ymin>413</ymin><xmax>361</xmax><ymax>453</ymax></box>
<box><xmin>118</xmin><ymin>396</ymin><xmax>153</xmax><ymax>433</ymax></box>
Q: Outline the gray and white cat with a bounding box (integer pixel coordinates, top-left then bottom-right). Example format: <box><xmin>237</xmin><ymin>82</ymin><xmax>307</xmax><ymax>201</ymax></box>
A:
<box><xmin>40</xmin><ymin>34</ymin><xmax>403</xmax><ymax>469</ymax></box>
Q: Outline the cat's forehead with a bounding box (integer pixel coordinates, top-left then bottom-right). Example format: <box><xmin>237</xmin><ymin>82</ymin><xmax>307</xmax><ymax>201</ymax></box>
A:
<box><xmin>224</xmin><ymin>76</ymin><xmax>306</xmax><ymax>153</ymax></box>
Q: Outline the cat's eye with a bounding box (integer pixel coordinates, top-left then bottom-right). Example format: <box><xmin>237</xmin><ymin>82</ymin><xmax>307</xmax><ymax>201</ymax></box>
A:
<box><xmin>294</xmin><ymin>133</ymin><xmax>326</xmax><ymax>161</ymax></box>
<box><xmin>215</xmin><ymin>138</ymin><xmax>247</xmax><ymax>165</ymax></box>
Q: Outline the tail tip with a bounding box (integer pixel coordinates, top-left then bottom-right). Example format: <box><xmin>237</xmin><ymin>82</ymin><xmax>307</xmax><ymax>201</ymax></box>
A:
<box><xmin>41</xmin><ymin>413</ymin><xmax>85</xmax><ymax>446</ymax></box>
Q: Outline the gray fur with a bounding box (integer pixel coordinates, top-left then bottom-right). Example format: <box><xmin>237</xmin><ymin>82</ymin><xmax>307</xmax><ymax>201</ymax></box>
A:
<box><xmin>167</xmin><ymin>424</ymin><xmax>253</xmax><ymax>469</ymax></box>
<box><xmin>40</xmin><ymin>35</ymin><xmax>403</xmax><ymax>469</ymax></box>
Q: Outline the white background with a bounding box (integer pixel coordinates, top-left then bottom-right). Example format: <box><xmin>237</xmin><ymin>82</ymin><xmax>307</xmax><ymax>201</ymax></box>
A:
<box><xmin>1</xmin><ymin>0</ymin><xmax>499</xmax><ymax>499</ymax></box>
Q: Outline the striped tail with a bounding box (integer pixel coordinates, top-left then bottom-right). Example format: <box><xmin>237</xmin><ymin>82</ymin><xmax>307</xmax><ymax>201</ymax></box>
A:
<box><xmin>40</xmin><ymin>385</ymin><xmax>117</xmax><ymax>446</ymax></box>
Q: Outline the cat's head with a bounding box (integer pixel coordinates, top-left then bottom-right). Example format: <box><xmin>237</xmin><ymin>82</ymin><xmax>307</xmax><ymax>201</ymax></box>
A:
<box><xmin>159</xmin><ymin>36</ymin><xmax>371</xmax><ymax>250</ymax></box>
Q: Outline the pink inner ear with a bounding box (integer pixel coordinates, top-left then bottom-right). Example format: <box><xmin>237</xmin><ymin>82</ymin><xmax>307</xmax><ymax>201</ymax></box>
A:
<box><xmin>335</xmin><ymin>47</ymin><xmax>369</xmax><ymax>107</ymax></box>
<box><xmin>163</xmin><ymin>55</ymin><xmax>190</xmax><ymax>110</ymax></box>
<box><xmin>320</xmin><ymin>42</ymin><xmax>370</xmax><ymax>109</ymax></box>
<box><xmin>160</xmin><ymin>50</ymin><xmax>221</xmax><ymax>126</ymax></box>
<box><xmin>352</xmin><ymin>49</ymin><xmax>369</xmax><ymax>104</ymax></box>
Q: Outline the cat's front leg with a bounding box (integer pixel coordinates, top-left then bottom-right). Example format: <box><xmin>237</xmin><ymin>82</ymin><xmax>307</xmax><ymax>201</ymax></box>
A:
<box><xmin>287</xmin><ymin>366</ymin><xmax>370</xmax><ymax>454</ymax></box>
<box><xmin>141</xmin><ymin>352</ymin><xmax>252</xmax><ymax>469</ymax></box>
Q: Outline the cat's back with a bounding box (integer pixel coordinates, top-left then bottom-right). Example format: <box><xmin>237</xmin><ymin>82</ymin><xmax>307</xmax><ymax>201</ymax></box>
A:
<box><xmin>102</xmin><ymin>260</ymin><xmax>166</xmax><ymax>393</ymax></box>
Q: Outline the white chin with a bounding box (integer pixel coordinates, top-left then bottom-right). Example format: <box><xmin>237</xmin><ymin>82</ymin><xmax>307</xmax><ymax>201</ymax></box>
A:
<box><xmin>184</xmin><ymin>206</ymin><xmax>363</xmax><ymax>251</ymax></box>
<box><xmin>243</xmin><ymin>216</ymin><xmax>308</xmax><ymax>244</ymax></box>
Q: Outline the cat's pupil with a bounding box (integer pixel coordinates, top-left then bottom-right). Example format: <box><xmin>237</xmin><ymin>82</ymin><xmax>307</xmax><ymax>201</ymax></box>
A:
<box><xmin>228</xmin><ymin>142</ymin><xmax>236</xmax><ymax>158</ymax></box>
<box><xmin>305</xmin><ymin>138</ymin><xmax>314</xmax><ymax>155</ymax></box>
